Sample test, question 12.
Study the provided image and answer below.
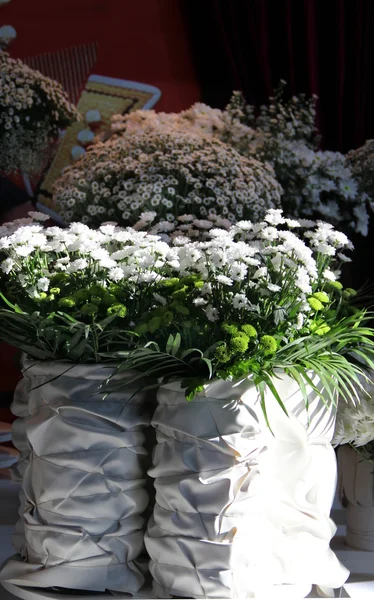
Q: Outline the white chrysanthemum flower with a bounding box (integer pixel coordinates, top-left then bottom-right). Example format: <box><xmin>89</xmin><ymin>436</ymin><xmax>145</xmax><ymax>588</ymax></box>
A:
<box><xmin>232</xmin><ymin>293</ymin><xmax>250</xmax><ymax>310</ymax></box>
<box><xmin>1</xmin><ymin>258</ymin><xmax>15</xmax><ymax>274</ymax></box>
<box><xmin>67</xmin><ymin>258</ymin><xmax>88</xmax><ymax>272</ymax></box>
<box><xmin>108</xmin><ymin>267</ymin><xmax>125</xmax><ymax>282</ymax></box>
<box><xmin>205</xmin><ymin>305</ymin><xmax>219</xmax><ymax>321</ymax></box>
<box><xmin>36</xmin><ymin>277</ymin><xmax>50</xmax><ymax>291</ymax></box>
<box><xmin>216</xmin><ymin>274</ymin><xmax>233</xmax><ymax>286</ymax></box>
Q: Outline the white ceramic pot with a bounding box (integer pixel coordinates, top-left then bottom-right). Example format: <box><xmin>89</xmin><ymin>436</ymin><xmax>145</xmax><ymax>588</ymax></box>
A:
<box><xmin>145</xmin><ymin>373</ymin><xmax>349</xmax><ymax>599</ymax></box>
<box><xmin>338</xmin><ymin>444</ymin><xmax>374</xmax><ymax>551</ymax></box>
<box><xmin>0</xmin><ymin>359</ymin><xmax>154</xmax><ymax>593</ymax></box>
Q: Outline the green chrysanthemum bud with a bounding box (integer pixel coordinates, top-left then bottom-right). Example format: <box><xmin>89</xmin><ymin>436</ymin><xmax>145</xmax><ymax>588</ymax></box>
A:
<box><xmin>172</xmin><ymin>285</ymin><xmax>189</xmax><ymax>299</ymax></box>
<box><xmin>80</xmin><ymin>303</ymin><xmax>99</xmax><ymax>316</ymax></box>
<box><xmin>134</xmin><ymin>323</ymin><xmax>148</xmax><ymax>335</ymax></box>
<box><xmin>102</xmin><ymin>293</ymin><xmax>117</xmax><ymax>307</ymax></box>
<box><xmin>308</xmin><ymin>297</ymin><xmax>324</xmax><ymax>311</ymax></box>
<box><xmin>260</xmin><ymin>335</ymin><xmax>277</xmax><ymax>355</ymax></box>
<box><xmin>89</xmin><ymin>284</ymin><xmax>106</xmax><ymax>298</ymax></box>
<box><xmin>241</xmin><ymin>324</ymin><xmax>257</xmax><ymax>338</ymax></box>
<box><xmin>194</xmin><ymin>281</ymin><xmax>204</xmax><ymax>289</ymax></box>
<box><xmin>221</xmin><ymin>323</ymin><xmax>239</xmax><ymax>336</ymax></box>
<box><xmin>51</xmin><ymin>273</ymin><xmax>69</xmax><ymax>284</ymax></box>
<box><xmin>91</xmin><ymin>296</ymin><xmax>102</xmax><ymax>306</ymax></box>
<box><xmin>326</xmin><ymin>280</ymin><xmax>343</xmax><ymax>291</ymax></box>
<box><xmin>74</xmin><ymin>289</ymin><xmax>90</xmax><ymax>303</ymax></box>
<box><xmin>313</xmin><ymin>291</ymin><xmax>330</xmax><ymax>304</ymax></box>
<box><xmin>230</xmin><ymin>335</ymin><xmax>249</xmax><ymax>353</ymax></box>
<box><xmin>215</xmin><ymin>344</ymin><xmax>231</xmax><ymax>363</ymax></box>
<box><xmin>34</xmin><ymin>292</ymin><xmax>47</xmax><ymax>302</ymax></box>
<box><xmin>107</xmin><ymin>303</ymin><xmax>127</xmax><ymax>318</ymax></box>
<box><xmin>160</xmin><ymin>278</ymin><xmax>180</xmax><ymax>287</ymax></box>
<box><xmin>58</xmin><ymin>297</ymin><xmax>76</xmax><ymax>308</ymax></box>
<box><xmin>49</xmin><ymin>287</ymin><xmax>61</xmax><ymax>295</ymax></box>
<box><xmin>343</xmin><ymin>288</ymin><xmax>357</xmax><ymax>299</ymax></box>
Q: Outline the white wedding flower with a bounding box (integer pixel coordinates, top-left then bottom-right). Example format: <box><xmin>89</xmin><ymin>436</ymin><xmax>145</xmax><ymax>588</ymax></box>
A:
<box><xmin>216</xmin><ymin>274</ymin><xmax>233</xmax><ymax>286</ymax></box>
<box><xmin>232</xmin><ymin>293</ymin><xmax>250</xmax><ymax>310</ymax></box>
<box><xmin>267</xmin><ymin>283</ymin><xmax>281</xmax><ymax>292</ymax></box>
<box><xmin>205</xmin><ymin>305</ymin><xmax>219</xmax><ymax>321</ymax></box>
<box><xmin>323</xmin><ymin>269</ymin><xmax>336</xmax><ymax>281</ymax></box>
<box><xmin>67</xmin><ymin>258</ymin><xmax>88</xmax><ymax>272</ymax></box>
<box><xmin>1</xmin><ymin>258</ymin><xmax>14</xmax><ymax>274</ymax></box>
<box><xmin>108</xmin><ymin>267</ymin><xmax>125</xmax><ymax>282</ymax></box>
<box><xmin>15</xmin><ymin>245</ymin><xmax>34</xmax><ymax>257</ymax></box>
<box><xmin>37</xmin><ymin>277</ymin><xmax>50</xmax><ymax>292</ymax></box>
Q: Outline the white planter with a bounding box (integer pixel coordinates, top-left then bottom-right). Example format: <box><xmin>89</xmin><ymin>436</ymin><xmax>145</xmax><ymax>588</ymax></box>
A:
<box><xmin>0</xmin><ymin>360</ymin><xmax>153</xmax><ymax>593</ymax></box>
<box><xmin>338</xmin><ymin>444</ymin><xmax>374</xmax><ymax>551</ymax></box>
<box><xmin>145</xmin><ymin>373</ymin><xmax>349</xmax><ymax>599</ymax></box>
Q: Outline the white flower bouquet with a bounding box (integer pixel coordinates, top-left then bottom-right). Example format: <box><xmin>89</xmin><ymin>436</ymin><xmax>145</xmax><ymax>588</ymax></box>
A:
<box><xmin>0</xmin><ymin>212</ymin><xmax>181</xmax><ymax>361</ymax></box>
<box><xmin>52</xmin><ymin>130</ymin><xmax>282</xmax><ymax>228</ymax></box>
<box><xmin>0</xmin><ymin>52</ymin><xmax>80</xmax><ymax>175</ymax></box>
<box><xmin>93</xmin><ymin>210</ymin><xmax>374</xmax><ymax>411</ymax></box>
<box><xmin>105</xmin><ymin>84</ymin><xmax>371</xmax><ymax>235</ymax></box>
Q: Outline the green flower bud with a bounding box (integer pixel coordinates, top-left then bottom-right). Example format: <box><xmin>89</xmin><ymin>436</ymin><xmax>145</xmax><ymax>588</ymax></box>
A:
<box><xmin>260</xmin><ymin>335</ymin><xmax>277</xmax><ymax>355</ymax></box>
<box><xmin>107</xmin><ymin>303</ymin><xmax>127</xmax><ymax>318</ymax></box>
<box><xmin>313</xmin><ymin>291</ymin><xmax>330</xmax><ymax>304</ymax></box>
<box><xmin>49</xmin><ymin>287</ymin><xmax>61</xmax><ymax>295</ymax></box>
<box><xmin>74</xmin><ymin>289</ymin><xmax>90</xmax><ymax>303</ymax></box>
<box><xmin>221</xmin><ymin>323</ymin><xmax>239</xmax><ymax>336</ymax></box>
<box><xmin>51</xmin><ymin>273</ymin><xmax>69</xmax><ymax>284</ymax></box>
<box><xmin>194</xmin><ymin>280</ymin><xmax>204</xmax><ymax>289</ymax></box>
<box><xmin>91</xmin><ymin>296</ymin><xmax>102</xmax><ymax>306</ymax></box>
<box><xmin>215</xmin><ymin>344</ymin><xmax>231</xmax><ymax>363</ymax></box>
<box><xmin>230</xmin><ymin>335</ymin><xmax>249</xmax><ymax>353</ymax></box>
<box><xmin>160</xmin><ymin>278</ymin><xmax>180</xmax><ymax>287</ymax></box>
<box><xmin>326</xmin><ymin>280</ymin><xmax>343</xmax><ymax>291</ymax></box>
<box><xmin>34</xmin><ymin>292</ymin><xmax>47</xmax><ymax>302</ymax></box>
<box><xmin>241</xmin><ymin>324</ymin><xmax>257</xmax><ymax>338</ymax></box>
<box><xmin>308</xmin><ymin>297</ymin><xmax>324</xmax><ymax>311</ymax></box>
<box><xmin>58</xmin><ymin>297</ymin><xmax>76</xmax><ymax>309</ymax></box>
<box><xmin>80</xmin><ymin>303</ymin><xmax>99</xmax><ymax>316</ymax></box>
<box><xmin>172</xmin><ymin>285</ymin><xmax>189</xmax><ymax>299</ymax></box>
<box><xmin>102</xmin><ymin>293</ymin><xmax>117</xmax><ymax>307</ymax></box>
<box><xmin>89</xmin><ymin>284</ymin><xmax>106</xmax><ymax>298</ymax></box>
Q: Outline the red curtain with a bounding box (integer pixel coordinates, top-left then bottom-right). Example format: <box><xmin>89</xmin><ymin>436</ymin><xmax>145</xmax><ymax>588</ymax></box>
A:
<box><xmin>185</xmin><ymin>0</ymin><xmax>374</xmax><ymax>153</ymax></box>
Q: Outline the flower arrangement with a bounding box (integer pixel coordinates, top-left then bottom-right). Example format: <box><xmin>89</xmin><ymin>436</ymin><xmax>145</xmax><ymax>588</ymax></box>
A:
<box><xmin>0</xmin><ymin>209</ymin><xmax>373</xmax><ymax>416</ymax></box>
<box><xmin>53</xmin><ymin>131</ymin><xmax>282</xmax><ymax>227</ymax></box>
<box><xmin>0</xmin><ymin>52</ymin><xmax>80</xmax><ymax>174</ymax></box>
<box><xmin>0</xmin><ymin>212</ymin><xmax>182</xmax><ymax>361</ymax></box>
<box><xmin>106</xmin><ymin>84</ymin><xmax>372</xmax><ymax>236</ymax></box>
<box><xmin>333</xmin><ymin>375</ymin><xmax>374</xmax><ymax>463</ymax></box>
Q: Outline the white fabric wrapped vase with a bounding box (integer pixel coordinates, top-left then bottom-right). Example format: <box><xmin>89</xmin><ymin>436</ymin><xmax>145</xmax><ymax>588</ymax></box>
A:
<box><xmin>338</xmin><ymin>444</ymin><xmax>374</xmax><ymax>551</ymax></box>
<box><xmin>145</xmin><ymin>373</ymin><xmax>349</xmax><ymax>599</ymax></box>
<box><xmin>0</xmin><ymin>359</ymin><xmax>154</xmax><ymax>594</ymax></box>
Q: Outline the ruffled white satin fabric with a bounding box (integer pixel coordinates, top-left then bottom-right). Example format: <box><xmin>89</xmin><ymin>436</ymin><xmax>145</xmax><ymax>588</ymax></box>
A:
<box><xmin>338</xmin><ymin>444</ymin><xmax>374</xmax><ymax>551</ymax></box>
<box><xmin>145</xmin><ymin>373</ymin><xmax>349</xmax><ymax>599</ymax></box>
<box><xmin>0</xmin><ymin>360</ymin><xmax>154</xmax><ymax>593</ymax></box>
